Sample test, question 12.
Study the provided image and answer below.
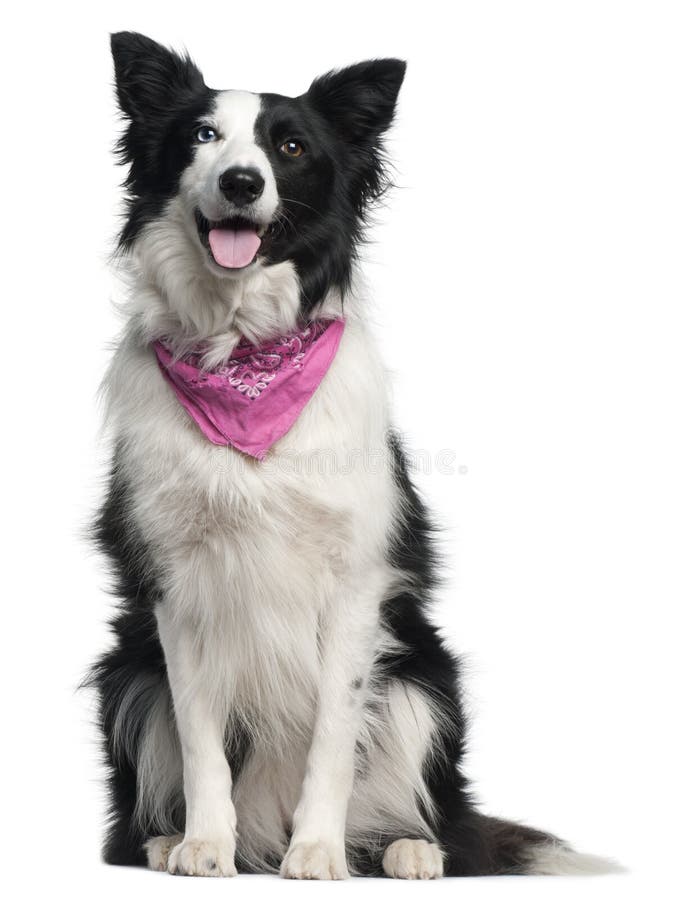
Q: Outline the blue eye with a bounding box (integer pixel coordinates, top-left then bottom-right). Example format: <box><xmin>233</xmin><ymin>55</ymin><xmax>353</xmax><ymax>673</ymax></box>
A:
<box><xmin>195</xmin><ymin>125</ymin><xmax>218</xmax><ymax>143</ymax></box>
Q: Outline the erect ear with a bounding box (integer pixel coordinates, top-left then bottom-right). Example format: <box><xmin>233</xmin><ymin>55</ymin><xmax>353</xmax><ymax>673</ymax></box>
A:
<box><xmin>307</xmin><ymin>59</ymin><xmax>406</xmax><ymax>145</ymax></box>
<box><xmin>110</xmin><ymin>31</ymin><xmax>205</xmax><ymax>123</ymax></box>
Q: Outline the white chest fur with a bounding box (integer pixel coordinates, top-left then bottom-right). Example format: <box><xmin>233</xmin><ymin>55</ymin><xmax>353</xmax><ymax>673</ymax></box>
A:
<box><xmin>105</xmin><ymin>316</ymin><xmax>397</xmax><ymax>738</ymax></box>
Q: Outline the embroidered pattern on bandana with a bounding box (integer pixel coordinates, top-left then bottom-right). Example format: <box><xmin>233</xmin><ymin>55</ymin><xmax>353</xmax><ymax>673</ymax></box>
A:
<box><xmin>180</xmin><ymin>321</ymin><xmax>329</xmax><ymax>400</ymax></box>
<box><xmin>153</xmin><ymin>318</ymin><xmax>345</xmax><ymax>460</ymax></box>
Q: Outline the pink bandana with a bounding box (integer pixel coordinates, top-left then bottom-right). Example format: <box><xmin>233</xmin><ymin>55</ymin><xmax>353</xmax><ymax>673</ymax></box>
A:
<box><xmin>153</xmin><ymin>318</ymin><xmax>345</xmax><ymax>460</ymax></box>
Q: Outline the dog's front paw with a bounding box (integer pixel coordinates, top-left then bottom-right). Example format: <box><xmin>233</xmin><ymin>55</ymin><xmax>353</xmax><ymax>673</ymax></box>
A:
<box><xmin>167</xmin><ymin>837</ymin><xmax>237</xmax><ymax>877</ymax></box>
<box><xmin>281</xmin><ymin>840</ymin><xmax>349</xmax><ymax>880</ymax></box>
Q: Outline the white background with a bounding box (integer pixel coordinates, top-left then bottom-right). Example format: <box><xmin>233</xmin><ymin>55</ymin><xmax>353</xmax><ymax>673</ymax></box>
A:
<box><xmin>2</xmin><ymin>1</ymin><xmax>676</xmax><ymax>898</ymax></box>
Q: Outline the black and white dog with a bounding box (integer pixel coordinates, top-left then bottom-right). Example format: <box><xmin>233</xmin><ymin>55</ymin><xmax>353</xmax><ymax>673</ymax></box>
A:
<box><xmin>91</xmin><ymin>32</ymin><xmax>613</xmax><ymax>879</ymax></box>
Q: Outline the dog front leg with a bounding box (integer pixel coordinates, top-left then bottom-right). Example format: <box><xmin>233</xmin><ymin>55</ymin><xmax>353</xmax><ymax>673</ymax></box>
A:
<box><xmin>280</xmin><ymin>576</ymin><xmax>382</xmax><ymax>880</ymax></box>
<box><xmin>155</xmin><ymin>606</ymin><xmax>237</xmax><ymax>877</ymax></box>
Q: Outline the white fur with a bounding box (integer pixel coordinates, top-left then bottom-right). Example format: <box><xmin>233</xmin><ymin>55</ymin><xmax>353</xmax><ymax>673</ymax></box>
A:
<box><xmin>115</xmin><ymin>677</ymin><xmax>182</xmax><ymax>834</ymax></box>
<box><xmin>186</xmin><ymin>91</ymin><xmax>278</xmax><ymax>227</ymax></box>
<box><xmin>525</xmin><ymin>842</ymin><xmax>625</xmax><ymax>876</ymax></box>
<box><xmin>280</xmin><ymin>565</ymin><xmax>390</xmax><ymax>879</ymax></box>
<box><xmin>168</xmin><ymin>838</ymin><xmax>237</xmax><ymax>877</ymax></box>
<box><xmin>281</xmin><ymin>842</ymin><xmax>348</xmax><ymax>880</ymax></box>
<box><xmin>347</xmin><ymin>681</ymin><xmax>439</xmax><ymax>846</ymax></box>
<box><xmin>145</xmin><ymin>834</ymin><xmax>182</xmax><ymax>872</ymax></box>
<box><xmin>155</xmin><ymin>604</ymin><xmax>238</xmax><ymax>875</ymax></box>
<box><xmin>100</xmin><ymin>68</ymin><xmax>619</xmax><ymax>878</ymax></box>
<box><xmin>178</xmin><ymin>90</ymin><xmax>279</xmax><ymax>281</ymax></box>
<box><xmin>104</xmin><ymin>186</ymin><xmax>437</xmax><ymax>874</ymax></box>
<box><xmin>130</xmin><ymin>204</ymin><xmax>304</xmax><ymax>353</ymax></box>
<box><xmin>382</xmin><ymin>839</ymin><xmax>444</xmax><ymax>879</ymax></box>
<box><xmin>123</xmin><ymin>87</ymin><xmax>313</xmax><ymax>360</ymax></box>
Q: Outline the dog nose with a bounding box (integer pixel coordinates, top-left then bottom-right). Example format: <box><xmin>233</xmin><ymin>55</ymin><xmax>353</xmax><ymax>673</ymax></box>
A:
<box><xmin>218</xmin><ymin>167</ymin><xmax>265</xmax><ymax>207</ymax></box>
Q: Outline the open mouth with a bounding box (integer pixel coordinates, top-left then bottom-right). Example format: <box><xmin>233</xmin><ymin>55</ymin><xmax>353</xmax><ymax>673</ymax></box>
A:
<box><xmin>195</xmin><ymin>212</ymin><xmax>273</xmax><ymax>270</ymax></box>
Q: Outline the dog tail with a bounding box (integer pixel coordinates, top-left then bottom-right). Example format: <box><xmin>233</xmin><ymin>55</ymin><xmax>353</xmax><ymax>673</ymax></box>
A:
<box><xmin>447</xmin><ymin>811</ymin><xmax>623</xmax><ymax>876</ymax></box>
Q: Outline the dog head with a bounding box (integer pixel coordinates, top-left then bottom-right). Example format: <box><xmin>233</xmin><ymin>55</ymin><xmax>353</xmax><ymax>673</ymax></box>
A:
<box><xmin>111</xmin><ymin>32</ymin><xmax>405</xmax><ymax>325</ymax></box>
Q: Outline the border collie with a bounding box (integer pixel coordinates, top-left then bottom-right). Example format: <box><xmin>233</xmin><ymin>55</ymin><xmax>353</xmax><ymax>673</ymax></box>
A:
<box><xmin>90</xmin><ymin>31</ymin><xmax>615</xmax><ymax>879</ymax></box>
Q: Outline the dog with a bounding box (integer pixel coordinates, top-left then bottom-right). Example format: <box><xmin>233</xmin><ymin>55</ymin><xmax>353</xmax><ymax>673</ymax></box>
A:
<box><xmin>90</xmin><ymin>31</ymin><xmax>615</xmax><ymax>879</ymax></box>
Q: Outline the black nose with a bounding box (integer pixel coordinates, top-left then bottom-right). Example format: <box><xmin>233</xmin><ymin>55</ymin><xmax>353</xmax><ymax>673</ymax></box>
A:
<box><xmin>218</xmin><ymin>167</ymin><xmax>265</xmax><ymax>207</ymax></box>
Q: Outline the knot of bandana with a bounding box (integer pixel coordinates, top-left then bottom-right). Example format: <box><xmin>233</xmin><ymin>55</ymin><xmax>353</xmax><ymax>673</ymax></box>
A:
<box><xmin>153</xmin><ymin>318</ymin><xmax>345</xmax><ymax>460</ymax></box>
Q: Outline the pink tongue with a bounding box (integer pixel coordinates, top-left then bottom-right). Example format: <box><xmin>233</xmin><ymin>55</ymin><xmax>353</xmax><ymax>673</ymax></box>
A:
<box><xmin>208</xmin><ymin>227</ymin><xmax>262</xmax><ymax>269</ymax></box>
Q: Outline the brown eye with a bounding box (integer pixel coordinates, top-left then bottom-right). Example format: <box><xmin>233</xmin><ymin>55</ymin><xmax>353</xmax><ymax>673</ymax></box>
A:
<box><xmin>280</xmin><ymin>140</ymin><xmax>305</xmax><ymax>158</ymax></box>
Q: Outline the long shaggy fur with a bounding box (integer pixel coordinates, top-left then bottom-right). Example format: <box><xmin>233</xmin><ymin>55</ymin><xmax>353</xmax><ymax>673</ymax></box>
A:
<box><xmin>88</xmin><ymin>32</ymin><xmax>618</xmax><ymax>879</ymax></box>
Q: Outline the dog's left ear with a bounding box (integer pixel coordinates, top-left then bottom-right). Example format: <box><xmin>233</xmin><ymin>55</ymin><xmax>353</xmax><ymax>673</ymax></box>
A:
<box><xmin>307</xmin><ymin>59</ymin><xmax>407</xmax><ymax>145</ymax></box>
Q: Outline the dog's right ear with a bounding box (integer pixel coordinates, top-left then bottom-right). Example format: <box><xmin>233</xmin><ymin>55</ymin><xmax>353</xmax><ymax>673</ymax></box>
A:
<box><xmin>110</xmin><ymin>31</ymin><xmax>205</xmax><ymax>123</ymax></box>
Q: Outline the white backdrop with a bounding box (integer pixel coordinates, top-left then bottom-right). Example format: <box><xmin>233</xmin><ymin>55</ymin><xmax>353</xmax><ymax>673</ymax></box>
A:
<box><xmin>2</xmin><ymin>2</ymin><xmax>676</xmax><ymax>898</ymax></box>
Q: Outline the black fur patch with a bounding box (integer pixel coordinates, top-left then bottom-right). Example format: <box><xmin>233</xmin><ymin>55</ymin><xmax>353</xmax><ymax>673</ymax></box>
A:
<box><xmin>88</xmin><ymin>451</ymin><xmax>253</xmax><ymax>865</ymax></box>
<box><xmin>86</xmin><ymin>452</ymin><xmax>169</xmax><ymax>864</ymax></box>
<box><xmin>110</xmin><ymin>31</ymin><xmax>405</xmax><ymax>314</ymax></box>
<box><xmin>95</xmin><ymin>37</ymin><xmax>557</xmax><ymax>876</ymax></box>
<box><xmin>366</xmin><ymin>434</ymin><xmax>558</xmax><ymax>875</ymax></box>
<box><xmin>110</xmin><ymin>32</ymin><xmax>216</xmax><ymax>249</ymax></box>
<box><xmin>255</xmin><ymin>60</ymin><xmax>405</xmax><ymax>312</ymax></box>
